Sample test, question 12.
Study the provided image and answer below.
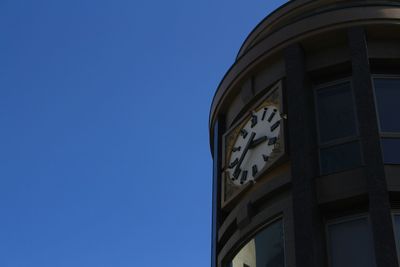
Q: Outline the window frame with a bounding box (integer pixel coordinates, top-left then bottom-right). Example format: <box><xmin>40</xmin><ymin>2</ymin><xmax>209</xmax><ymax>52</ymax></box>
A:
<box><xmin>372</xmin><ymin>75</ymin><xmax>400</xmax><ymax>138</ymax></box>
<box><xmin>313</xmin><ymin>78</ymin><xmax>363</xmax><ymax>175</ymax></box>
<box><xmin>325</xmin><ymin>214</ymin><xmax>375</xmax><ymax>267</ymax></box>
<box><xmin>372</xmin><ymin>75</ymin><xmax>400</xmax><ymax>164</ymax></box>
<box><xmin>226</xmin><ymin>216</ymin><xmax>286</xmax><ymax>267</ymax></box>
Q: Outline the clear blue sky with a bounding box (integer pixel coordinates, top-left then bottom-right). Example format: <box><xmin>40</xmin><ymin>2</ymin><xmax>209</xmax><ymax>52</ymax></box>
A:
<box><xmin>0</xmin><ymin>1</ymin><xmax>287</xmax><ymax>266</ymax></box>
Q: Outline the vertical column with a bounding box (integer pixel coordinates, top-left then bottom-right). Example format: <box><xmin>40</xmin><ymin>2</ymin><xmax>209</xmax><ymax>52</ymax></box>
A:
<box><xmin>284</xmin><ymin>44</ymin><xmax>325</xmax><ymax>267</ymax></box>
<box><xmin>211</xmin><ymin>118</ymin><xmax>224</xmax><ymax>267</ymax></box>
<box><xmin>348</xmin><ymin>26</ymin><xmax>398</xmax><ymax>267</ymax></box>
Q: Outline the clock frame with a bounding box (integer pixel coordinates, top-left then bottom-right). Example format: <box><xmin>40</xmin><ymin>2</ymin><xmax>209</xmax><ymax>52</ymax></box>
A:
<box><xmin>221</xmin><ymin>81</ymin><xmax>286</xmax><ymax>209</ymax></box>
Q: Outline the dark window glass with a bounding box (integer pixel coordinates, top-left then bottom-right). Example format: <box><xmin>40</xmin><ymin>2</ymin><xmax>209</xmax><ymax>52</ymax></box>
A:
<box><xmin>327</xmin><ymin>217</ymin><xmax>376</xmax><ymax>267</ymax></box>
<box><xmin>229</xmin><ymin>219</ymin><xmax>284</xmax><ymax>267</ymax></box>
<box><xmin>320</xmin><ymin>141</ymin><xmax>362</xmax><ymax>174</ymax></box>
<box><xmin>393</xmin><ymin>215</ymin><xmax>400</xmax><ymax>260</ymax></box>
<box><xmin>316</xmin><ymin>82</ymin><xmax>357</xmax><ymax>143</ymax></box>
<box><xmin>374</xmin><ymin>79</ymin><xmax>400</xmax><ymax>132</ymax></box>
<box><xmin>381</xmin><ymin>139</ymin><xmax>400</xmax><ymax>164</ymax></box>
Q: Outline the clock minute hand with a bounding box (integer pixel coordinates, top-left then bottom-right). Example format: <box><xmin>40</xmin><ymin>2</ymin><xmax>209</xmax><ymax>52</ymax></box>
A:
<box><xmin>249</xmin><ymin>136</ymin><xmax>268</xmax><ymax>149</ymax></box>
<box><xmin>233</xmin><ymin>132</ymin><xmax>256</xmax><ymax>177</ymax></box>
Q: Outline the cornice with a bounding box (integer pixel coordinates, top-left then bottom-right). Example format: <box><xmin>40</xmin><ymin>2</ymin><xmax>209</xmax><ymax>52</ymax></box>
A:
<box><xmin>209</xmin><ymin>0</ymin><xmax>400</xmax><ymax>152</ymax></box>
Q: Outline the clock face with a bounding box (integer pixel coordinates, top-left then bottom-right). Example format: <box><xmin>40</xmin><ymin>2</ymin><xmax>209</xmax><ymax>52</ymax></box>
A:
<box><xmin>226</xmin><ymin>105</ymin><xmax>281</xmax><ymax>186</ymax></box>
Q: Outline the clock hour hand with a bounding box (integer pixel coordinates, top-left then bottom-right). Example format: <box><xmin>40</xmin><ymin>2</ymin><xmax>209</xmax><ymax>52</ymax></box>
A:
<box><xmin>249</xmin><ymin>136</ymin><xmax>268</xmax><ymax>149</ymax></box>
<box><xmin>232</xmin><ymin>132</ymin><xmax>256</xmax><ymax>180</ymax></box>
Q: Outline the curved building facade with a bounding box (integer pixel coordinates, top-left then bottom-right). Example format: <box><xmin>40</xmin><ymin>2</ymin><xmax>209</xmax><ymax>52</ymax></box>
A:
<box><xmin>209</xmin><ymin>1</ymin><xmax>400</xmax><ymax>267</ymax></box>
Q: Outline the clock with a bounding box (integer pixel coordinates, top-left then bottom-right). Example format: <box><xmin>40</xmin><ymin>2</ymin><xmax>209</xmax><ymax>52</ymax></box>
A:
<box><xmin>222</xmin><ymin>82</ymin><xmax>285</xmax><ymax>208</ymax></box>
<box><xmin>226</xmin><ymin>105</ymin><xmax>282</xmax><ymax>185</ymax></box>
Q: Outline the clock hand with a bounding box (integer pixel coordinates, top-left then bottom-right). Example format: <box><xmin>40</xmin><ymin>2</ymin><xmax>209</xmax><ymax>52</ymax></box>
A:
<box><xmin>249</xmin><ymin>136</ymin><xmax>268</xmax><ymax>149</ymax></box>
<box><xmin>232</xmin><ymin>132</ymin><xmax>256</xmax><ymax>180</ymax></box>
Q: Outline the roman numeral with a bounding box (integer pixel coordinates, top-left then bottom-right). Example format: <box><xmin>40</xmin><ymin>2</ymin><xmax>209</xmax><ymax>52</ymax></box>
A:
<box><xmin>240</xmin><ymin>170</ymin><xmax>248</xmax><ymax>184</ymax></box>
<box><xmin>229</xmin><ymin>158</ymin><xmax>239</xmax><ymax>169</ymax></box>
<box><xmin>252</xmin><ymin>164</ymin><xmax>258</xmax><ymax>177</ymax></box>
<box><xmin>251</xmin><ymin>114</ymin><xmax>258</xmax><ymax>128</ymax></box>
<box><xmin>232</xmin><ymin>146</ymin><xmax>241</xmax><ymax>152</ymax></box>
<box><xmin>263</xmin><ymin>154</ymin><xmax>269</xmax><ymax>162</ymax></box>
<box><xmin>240</xmin><ymin>129</ymin><xmax>248</xmax><ymax>138</ymax></box>
<box><xmin>262</xmin><ymin>108</ymin><xmax>268</xmax><ymax>121</ymax></box>
<box><xmin>270</xmin><ymin>121</ymin><xmax>280</xmax><ymax>132</ymax></box>
<box><xmin>268</xmin><ymin>137</ymin><xmax>277</xmax><ymax>145</ymax></box>
<box><xmin>267</xmin><ymin>109</ymin><xmax>277</xmax><ymax>122</ymax></box>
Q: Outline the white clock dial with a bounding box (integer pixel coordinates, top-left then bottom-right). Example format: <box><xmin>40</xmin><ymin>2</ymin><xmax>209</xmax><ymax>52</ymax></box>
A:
<box><xmin>227</xmin><ymin>105</ymin><xmax>281</xmax><ymax>186</ymax></box>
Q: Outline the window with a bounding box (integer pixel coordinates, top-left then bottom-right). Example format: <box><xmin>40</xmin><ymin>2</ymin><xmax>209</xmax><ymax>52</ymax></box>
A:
<box><xmin>320</xmin><ymin>142</ymin><xmax>362</xmax><ymax>174</ymax></box>
<box><xmin>315</xmin><ymin>81</ymin><xmax>362</xmax><ymax>174</ymax></box>
<box><xmin>373</xmin><ymin>78</ymin><xmax>400</xmax><ymax>164</ymax></box>
<box><xmin>228</xmin><ymin>218</ymin><xmax>284</xmax><ymax>267</ymax></box>
<box><xmin>326</xmin><ymin>216</ymin><xmax>376</xmax><ymax>267</ymax></box>
<box><xmin>393</xmin><ymin>214</ymin><xmax>400</xmax><ymax>262</ymax></box>
<box><xmin>381</xmin><ymin>139</ymin><xmax>400</xmax><ymax>164</ymax></box>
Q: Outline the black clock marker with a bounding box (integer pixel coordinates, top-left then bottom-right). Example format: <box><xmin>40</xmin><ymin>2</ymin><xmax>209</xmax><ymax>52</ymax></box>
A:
<box><xmin>270</xmin><ymin>121</ymin><xmax>280</xmax><ymax>132</ymax></box>
<box><xmin>262</xmin><ymin>108</ymin><xmax>268</xmax><ymax>121</ymax></box>
<box><xmin>232</xmin><ymin>132</ymin><xmax>256</xmax><ymax>183</ymax></box>
<box><xmin>229</xmin><ymin>158</ymin><xmax>239</xmax><ymax>169</ymax></box>
<box><xmin>233</xmin><ymin>168</ymin><xmax>241</xmax><ymax>180</ymax></box>
<box><xmin>268</xmin><ymin>137</ymin><xmax>277</xmax><ymax>145</ymax></box>
<box><xmin>251</xmin><ymin>113</ymin><xmax>258</xmax><ymax>128</ymax></box>
<box><xmin>252</xmin><ymin>164</ymin><xmax>258</xmax><ymax>177</ymax></box>
<box><xmin>263</xmin><ymin>154</ymin><xmax>269</xmax><ymax>162</ymax></box>
<box><xmin>232</xmin><ymin>146</ymin><xmax>241</xmax><ymax>152</ymax></box>
<box><xmin>267</xmin><ymin>109</ymin><xmax>277</xmax><ymax>122</ymax></box>
<box><xmin>240</xmin><ymin>129</ymin><xmax>248</xmax><ymax>138</ymax></box>
<box><xmin>240</xmin><ymin>170</ymin><xmax>248</xmax><ymax>184</ymax></box>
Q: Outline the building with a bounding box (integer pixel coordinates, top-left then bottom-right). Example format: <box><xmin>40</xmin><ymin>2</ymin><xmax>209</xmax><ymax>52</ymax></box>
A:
<box><xmin>209</xmin><ymin>1</ymin><xmax>400</xmax><ymax>267</ymax></box>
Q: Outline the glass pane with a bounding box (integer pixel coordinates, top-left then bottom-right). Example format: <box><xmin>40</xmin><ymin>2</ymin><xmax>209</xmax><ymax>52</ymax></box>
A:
<box><xmin>381</xmin><ymin>139</ymin><xmax>400</xmax><ymax>164</ymax></box>
<box><xmin>316</xmin><ymin>82</ymin><xmax>357</xmax><ymax>143</ymax></box>
<box><xmin>327</xmin><ymin>217</ymin><xmax>376</xmax><ymax>267</ymax></box>
<box><xmin>374</xmin><ymin>78</ymin><xmax>400</xmax><ymax>132</ymax></box>
<box><xmin>393</xmin><ymin>215</ymin><xmax>400</xmax><ymax>260</ymax></box>
<box><xmin>320</xmin><ymin>141</ymin><xmax>362</xmax><ymax>175</ymax></box>
<box><xmin>230</xmin><ymin>219</ymin><xmax>284</xmax><ymax>267</ymax></box>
